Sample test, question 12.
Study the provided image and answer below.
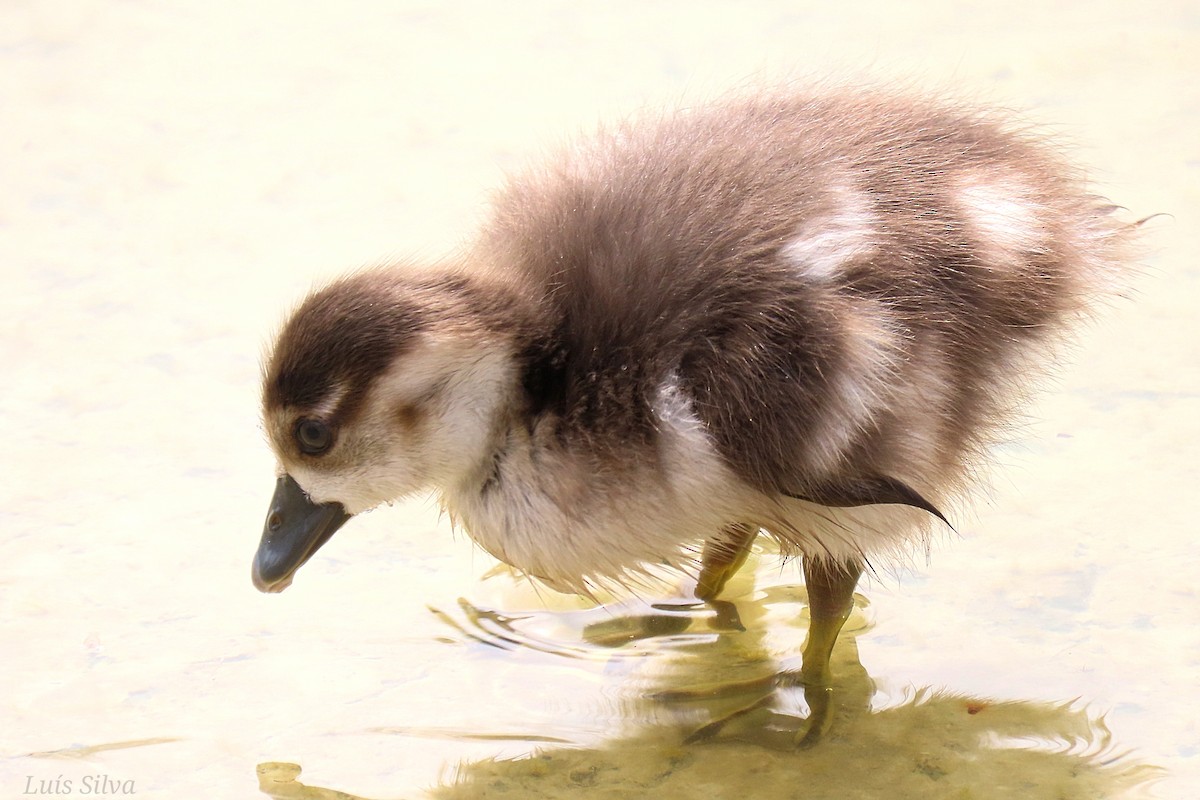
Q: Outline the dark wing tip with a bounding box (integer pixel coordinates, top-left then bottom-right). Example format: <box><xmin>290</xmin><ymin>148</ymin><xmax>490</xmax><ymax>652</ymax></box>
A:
<box><xmin>785</xmin><ymin>475</ymin><xmax>955</xmax><ymax>531</ymax></box>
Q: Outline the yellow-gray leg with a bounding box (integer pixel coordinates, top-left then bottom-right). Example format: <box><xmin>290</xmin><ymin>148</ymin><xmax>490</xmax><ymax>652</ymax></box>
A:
<box><xmin>695</xmin><ymin>523</ymin><xmax>758</xmax><ymax>602</ymax></box>
<box><xmin>796</xmin><ymin>555</ymin><xmax>863</xmax><ymax>747</ymax></box>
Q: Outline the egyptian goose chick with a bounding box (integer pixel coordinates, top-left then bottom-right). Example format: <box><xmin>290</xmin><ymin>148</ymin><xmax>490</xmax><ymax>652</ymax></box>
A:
<box><xmin>252</xmin><ymin>87</ymin><xmax>1129</xmax><ymax>741</ymax></box>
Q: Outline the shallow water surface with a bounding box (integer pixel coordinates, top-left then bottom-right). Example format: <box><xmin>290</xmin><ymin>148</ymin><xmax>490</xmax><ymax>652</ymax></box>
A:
<box><xmin>3</xmin><ymin>2</ymin><xmax>1197</xmax><ymax>798</ymax></box>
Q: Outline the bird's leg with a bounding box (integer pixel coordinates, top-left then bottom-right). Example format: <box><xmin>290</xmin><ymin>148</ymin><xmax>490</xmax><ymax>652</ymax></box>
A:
<box><xmin>654</xmin><ymin>523</ymin><xmax>769</xmax><ymax>732</ymax></box>
<box><xmin>795</xmin><ymin>555</ymin><xmax>863</xmax><ymax>747</ymax></box>
<box><xmin>694</xmin><ymin>523</ymin><xmax>758</xmax><ymax>602</ymax></box>
<box><xmin>674</xmin><ymin>544</ymin><xmax>866</xmax><ymax>748</ymax></box>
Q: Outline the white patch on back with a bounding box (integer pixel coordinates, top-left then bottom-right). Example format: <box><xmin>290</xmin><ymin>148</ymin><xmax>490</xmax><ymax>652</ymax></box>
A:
<box><xmin>653</xmin><ymin>375</ymin><xmax>737</xmax><ymax>502</ymax></box>
<box><xmin>881</xmin><ymin>333</ymin><xmax>956</xmax><ymax>480</ymax></box>
<box><xmin>803</xmin><ymin>305</ymin><xmax>901</xmax><ymax>475</ymax></box>
<box><xmin>783</xmin><ymin>183</ymin><xmax>878</xmax><ymax>281</ymax></box>
<box><xmin>957</xmin><ymin>175</ymin><xmax>1044</xmax><ymax>264</ymax></box>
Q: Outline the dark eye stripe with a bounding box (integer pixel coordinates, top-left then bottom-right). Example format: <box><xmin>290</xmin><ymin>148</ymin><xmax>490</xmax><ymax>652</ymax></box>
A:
<box><xmin>294</xmin><ymin>418</ymin><xmax>334</xmax><ymax>455</ymax></box>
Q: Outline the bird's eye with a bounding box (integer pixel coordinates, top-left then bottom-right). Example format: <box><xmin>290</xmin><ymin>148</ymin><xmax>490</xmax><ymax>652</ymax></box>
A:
<box><xmin>294</xmin><ymin>418</ymin><xmax>333</xmax><ymax>455</ymax></box>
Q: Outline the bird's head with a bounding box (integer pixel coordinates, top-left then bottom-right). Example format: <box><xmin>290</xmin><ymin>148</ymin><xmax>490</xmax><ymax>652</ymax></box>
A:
<box><xmin>251</xmin><ymin>266</ymin><xmax>527</xmax><ymax>592</ymax></box>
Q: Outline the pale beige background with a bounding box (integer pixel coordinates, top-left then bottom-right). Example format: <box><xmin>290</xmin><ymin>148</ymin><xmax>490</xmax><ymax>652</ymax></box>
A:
<box><xmin>2</xmin><ymin>2</ymin><xmax>1196</xmax><ymax>798</ymax></box>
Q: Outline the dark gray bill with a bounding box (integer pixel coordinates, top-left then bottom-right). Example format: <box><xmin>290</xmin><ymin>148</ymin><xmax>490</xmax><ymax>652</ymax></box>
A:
<box><xmin>252</xmin><ymin>474</ymin><xmax>350</xmax><ymax>593</ymax></box>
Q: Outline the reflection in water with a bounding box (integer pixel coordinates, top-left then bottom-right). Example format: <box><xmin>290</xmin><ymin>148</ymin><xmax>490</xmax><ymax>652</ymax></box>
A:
<box><xmin>257</xmin><ymin>762</ymin><xmax>377</xmax><ymax>800</ymax></box>
<box><xmin>258</xmin><ymin>588</ymin><xmax>1162</xmax><ymax>799</ymax></box>
<box><xmin>427</xmin><ymin>693</ymin><xmax>1160</xmax><ymax>799</ymax></box>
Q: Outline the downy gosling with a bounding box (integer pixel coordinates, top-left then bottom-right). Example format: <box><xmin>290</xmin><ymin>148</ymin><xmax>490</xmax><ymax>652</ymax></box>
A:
<box><xmin>252</xmin><ymin>87</ymin><xmax>1130</xmax><ymax>740</ymax></box>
